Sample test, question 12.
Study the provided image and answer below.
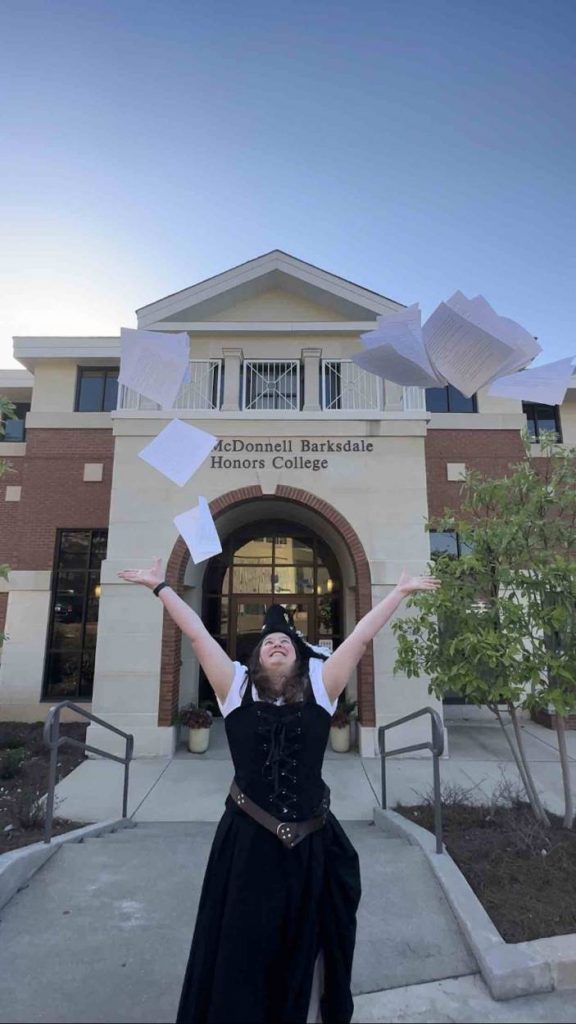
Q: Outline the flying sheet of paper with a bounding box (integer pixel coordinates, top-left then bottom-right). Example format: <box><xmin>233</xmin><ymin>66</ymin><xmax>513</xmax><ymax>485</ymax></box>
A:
<box><xmin>487</xmin><ymin>358</ymin><xmax>575</xmax><ymax>406</ymax></box>
<box><xmin>447</xmin><ymin>292</ymin><xmax>541</xmax><ymax>381</ymax></box>
<box><xmin>423</xmin><ymin>303</ymin><xmax>522</xmax><ymax>398</ymax></box>
<box><xmin>422</xmin><ymin>293</ymin><xmax>542</xmax><ymax>397</ymax></box>
<box><xmin>174</xmin><ymin>497</ymin><xmax>222</xmax><ymax>564</ymax></box>
<box><xmin>119</xmin><ymin>328</ymin><xmax>191</xmax><ymax>409</ymax></box>
<box><xmin>354</xmin><ymin>304</ymin><xmax>445</xmax><ymax>387</ymax></box>
<box><xmin>138</xmin><ymin>419</ymin><xmax>218</xmax><ymax>487</ymax></box>
<box><xmin>352</xmin><ymin>342</ymin><xmax>443</xmax><ymax>387</ymax></box>
<box><xmin>449</xmin><ymin>293</ymin><xmax>541</xmax><ymax>364</ymax></box>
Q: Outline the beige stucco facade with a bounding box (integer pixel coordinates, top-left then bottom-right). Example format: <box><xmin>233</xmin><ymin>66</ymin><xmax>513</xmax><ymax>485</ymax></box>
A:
<box><xmin>2</xmin><ymin>251</ymin><xmax>575</xmax><ymax>755</ymax></box>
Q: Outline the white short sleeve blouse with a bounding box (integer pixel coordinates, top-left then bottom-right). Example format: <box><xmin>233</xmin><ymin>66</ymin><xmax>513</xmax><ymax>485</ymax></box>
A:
<box><xmin>217</xmin><ymin>658</ymin><xmax>337</xmax><ymax>718</ymax></box>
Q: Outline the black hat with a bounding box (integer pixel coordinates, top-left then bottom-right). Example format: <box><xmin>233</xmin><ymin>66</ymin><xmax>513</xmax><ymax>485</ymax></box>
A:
<box><xmin>260</xmin><ymin>604</ymin><xmax>329</xmax><ymax>661</ymax></box>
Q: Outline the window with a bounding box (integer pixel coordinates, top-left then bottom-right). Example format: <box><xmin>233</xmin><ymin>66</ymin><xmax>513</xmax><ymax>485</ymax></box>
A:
<box><xmin>429</xmin><ymin>530</ymin><xmax>473</xmax><ymax>558</ymax></box>
<box><xmin>43</xmin><ymin>529</ymin><xmax>108</xmax><ymax>701</ymax></box>
<box><xmin>522</xmin><ymin>402</ymin><xmax>562</xmax><ymax>443</ymax></box>
<box><xmin>75</xmin><ymin>368</ymin><xmax>119</xmax><ymax>412</ymax></box>
<box><xmin>425</xmin><ymin>385</ymin><xmax>477</xmax><ymax>413</ymax></box>
<box><xmin>242</xmin><ymin>361</ymin><xmax>300</xmax><ymax>410</ymax></box>
<box><xmin>0</xmin><ymin>402</ymin><xmax>30</xmax><ymax>442</ymax></box>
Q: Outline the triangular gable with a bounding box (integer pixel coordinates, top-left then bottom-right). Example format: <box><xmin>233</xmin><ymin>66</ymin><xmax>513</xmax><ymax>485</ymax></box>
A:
<box><xmin>136</xmin><ymin>250</ymin><xmax>403</xmax><ymax>328</ymax></box>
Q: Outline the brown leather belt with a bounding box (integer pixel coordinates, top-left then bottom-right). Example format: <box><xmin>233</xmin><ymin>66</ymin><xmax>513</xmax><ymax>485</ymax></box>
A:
<box><xmin>229</xmin><ymin>780</ymin><xmax>329</xmax><ymax>849</ymax></box>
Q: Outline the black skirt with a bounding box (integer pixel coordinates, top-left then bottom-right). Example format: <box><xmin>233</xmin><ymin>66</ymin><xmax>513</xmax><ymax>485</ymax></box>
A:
<box><xmin>176</xmin><ymin>801</ymin><xmax>361</xmax><ymax>1024</ymax></box>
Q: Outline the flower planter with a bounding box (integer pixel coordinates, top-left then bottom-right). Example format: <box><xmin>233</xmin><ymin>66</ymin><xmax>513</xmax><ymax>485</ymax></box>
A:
<box><xmin>188</xmin><ymin>727</ymin><xmax>211</xmax><ymax>754</ymax></box>
<box><xmin>330</xmin><ymin>723</ymin><xmax>351</xmax><ymax>753</ymax></box>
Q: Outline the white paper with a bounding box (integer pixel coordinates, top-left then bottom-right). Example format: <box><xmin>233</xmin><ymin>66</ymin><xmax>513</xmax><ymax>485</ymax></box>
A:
<box><xmin>423</xmin><ymin>302</ymin><xmax>522</xmax><ymax>398</ymax></box>
<box><xmin>422</xmin><ymin>293</ymin><xmax>541</xmax><ymax>397</ymax></box>
<box><xmin>138</xmin><ymin>419</ymin><xmax>218</xmax><ymax>487</ymax></box>
<box><xmin>119</xmin><ymin>328</ymin><xmax>191</xmax><ymax>409</ymax></box>
<box><xmin>487</xmin><ymin>358</ymin><xmax>575</xmax><ymax>406</ymax></box>
<box><xmin>352</xmin><ymin>342</ymin><xmax>443</xmax><ymax>387</ymax></box>
<box><xmin>174</xmin><ymin>497</ymin><xmax>222</xmax><ymax>564</ymax></box>
<box><xmin>355</xmin><ymin>304</ymin><xmax>445</xmax><ymax>387</ymax></box>
<box><xmin>449</xmin><ymin>292</ymin><xmax>540</xmax><ymax>364</ymax></box>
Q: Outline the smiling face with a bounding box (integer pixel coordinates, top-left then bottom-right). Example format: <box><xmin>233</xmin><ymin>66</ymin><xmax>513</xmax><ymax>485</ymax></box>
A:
<box><xmin>258</xmin><ymin>632</ymin><xmax>298</xmax><ymax>673</ymax></box>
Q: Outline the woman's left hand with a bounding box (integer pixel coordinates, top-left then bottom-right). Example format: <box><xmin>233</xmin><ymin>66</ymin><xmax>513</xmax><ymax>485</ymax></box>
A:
<box><xmin>397</xmin><ymin>568</ymin><xmax>440</xmax><ymax>595</ymax></box>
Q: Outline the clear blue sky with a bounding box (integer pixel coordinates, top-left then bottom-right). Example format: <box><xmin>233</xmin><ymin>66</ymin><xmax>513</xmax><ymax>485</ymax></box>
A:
<box><xmin>1</xmin><ymin>0</ymin><xmax>574</xmax><ymax>368</ymax></box>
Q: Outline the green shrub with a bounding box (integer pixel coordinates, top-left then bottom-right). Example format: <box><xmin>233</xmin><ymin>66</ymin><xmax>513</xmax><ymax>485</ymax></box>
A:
<box><xmin>0</xmin><ymin>747</ymin><xmax>25</xmax><ymax>779</ymax></box>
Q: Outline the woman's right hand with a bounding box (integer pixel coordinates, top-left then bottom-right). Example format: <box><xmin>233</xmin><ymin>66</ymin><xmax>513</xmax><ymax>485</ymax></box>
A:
<box><xmin>117</xmin><ymin>557</ymin><xmax>165</xmax><ymax>590</ymax></box>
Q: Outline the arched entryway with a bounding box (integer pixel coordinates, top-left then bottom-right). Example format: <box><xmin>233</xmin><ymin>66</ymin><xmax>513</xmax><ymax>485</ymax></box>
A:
<box><xmin>199</xmin><ymin>521</ymin><xmax>343</xmax><ymax>705</ymax></box>
<box><xmin>158</xmin><ymin>486</ymin><xmax>374</xmax><ymax>728</ymax></box>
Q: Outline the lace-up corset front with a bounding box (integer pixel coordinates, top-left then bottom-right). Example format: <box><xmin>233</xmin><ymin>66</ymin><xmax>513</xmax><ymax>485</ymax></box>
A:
<box><xmin>225</xmin><ymin>675</ymin><xmax>332</xmax><ymax>821</ymax></box>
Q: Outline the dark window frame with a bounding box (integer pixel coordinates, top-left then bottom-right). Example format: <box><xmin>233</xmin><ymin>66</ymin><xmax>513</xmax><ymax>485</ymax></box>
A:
<box><xmin>75</xmin><ymin>367</ymin><xmax>119</xmax><ymax>412</ymax></box>
<box><xmin>0</xmin><ymin>401</ymin><xmax>31</xmax><ymax>442</ymax></box>
<box><xmin>425</xmin><ymin>385</ymin><xmax>477</xmax><ymax>413</ymax></box>
<box><xmin>42</xmin><ymin>528</ymin><xmax>108</xmax><ymax>702</ymax></box>
<box><xmin>522</xmin><ymin>402</ymin><xmax>562</xmax><ymax>443</ymax></box>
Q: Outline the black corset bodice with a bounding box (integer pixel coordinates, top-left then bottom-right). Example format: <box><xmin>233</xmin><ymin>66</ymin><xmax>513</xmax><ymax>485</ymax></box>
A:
<box><xmin>224</xmin><ymin>675</ymin><xmax>332</xmax><ymax>821</ymax></box>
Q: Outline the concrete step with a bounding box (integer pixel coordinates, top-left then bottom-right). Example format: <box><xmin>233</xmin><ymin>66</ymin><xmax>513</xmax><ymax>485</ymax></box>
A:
<box><xmin>0</xmin><ymin>820</ymin><xmax>477</xmax><ymax>1024</ymax></box>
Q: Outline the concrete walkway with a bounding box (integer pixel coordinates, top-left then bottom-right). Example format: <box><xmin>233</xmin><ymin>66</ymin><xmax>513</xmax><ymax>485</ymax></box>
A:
<box><xmin>1</xmin><ymin>717</ymin><xmax>573</xmax><ymax>1023</ymax></box>
<box><xmin>51</xmin><ymin>718</ymin><xmax>576</xmax><ymax>825</ymax></box>
<box><xmin>0</xmin><ymin>818</ymin><xmax>475</xmax><ymax>1023</ymax></box>
<box><xmin>353</xmin><ymin>974</ymin><xmax>576</xmax><ymax>1023</ymax></box>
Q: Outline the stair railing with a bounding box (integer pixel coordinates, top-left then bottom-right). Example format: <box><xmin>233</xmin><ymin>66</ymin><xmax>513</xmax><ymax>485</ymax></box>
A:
<box><xmin>43</xmin><ymin>702</ymin><xmax>134</xmax><ymax>844</ymax></box>
<box><xmin>378</xmin><ymin>707</ymin><xmax>445</xmax><ymax>854</ymax></box>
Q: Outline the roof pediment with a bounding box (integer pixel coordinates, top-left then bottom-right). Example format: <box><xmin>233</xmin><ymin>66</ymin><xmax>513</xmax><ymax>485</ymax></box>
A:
<box><xmin>136</xmin><ymin>251</ymin><xmax>403</xmax><ymax>329</ymax></box>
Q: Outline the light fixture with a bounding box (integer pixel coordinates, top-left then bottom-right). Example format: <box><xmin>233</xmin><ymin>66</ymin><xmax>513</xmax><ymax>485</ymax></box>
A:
<box><xmin>326</xmin><ymin>578</ymin><xmax>333</xmax><ymax>594</ymax></box>
<box><xmin>94</xmin><ymin>584</ymin><xmax>102</xmax><ymax>598</ymax></box>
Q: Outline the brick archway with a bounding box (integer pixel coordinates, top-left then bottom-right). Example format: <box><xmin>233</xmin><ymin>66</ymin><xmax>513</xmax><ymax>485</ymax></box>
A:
<box><xmin>158</xmin><ymin>485</ymin><xmax>374</xmax><ymax>728</ymax></box>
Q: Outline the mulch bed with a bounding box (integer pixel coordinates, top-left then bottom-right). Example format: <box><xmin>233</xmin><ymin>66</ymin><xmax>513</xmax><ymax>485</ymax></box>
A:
<box><xmin>0</xmin><ymin>722</ymin><xmax>88</xmax><ymax>855</ymax></box>
<box><xmin>396</xmin><ymin>801</ymin><xmax>576</xmax><ymax>943</ymax></box>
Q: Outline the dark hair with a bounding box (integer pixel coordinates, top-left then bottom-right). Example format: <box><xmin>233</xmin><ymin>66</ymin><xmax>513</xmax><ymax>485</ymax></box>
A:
<box><xmin>245</xmin><ymin>636</ymin><xmax>312</xmax><ymax>704</ymax></box>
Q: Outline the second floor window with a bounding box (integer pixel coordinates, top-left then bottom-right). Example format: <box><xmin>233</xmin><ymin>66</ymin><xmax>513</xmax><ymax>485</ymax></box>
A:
<box><xmin>242</xmin><ymin>361</ymin><xmax>300</xmax><ymax>410</ymax></box>
<box><xmin>75</xmin><ymin>368</ymin><xmax>119</xmax><ymax>412</ymax></box>
<box><xmin>0</xmin><ymin>402</ymin><xmax>30</xmax><ymax>442</ymax></box>
<box><xmin>425</xmin><ymin>385</ymin><xmax>477</xmax><ymax>413</ymax></box>
<box><xmin>522</xmin><ymin>402</ymin><xmax>562</xmax><ymax>442</ymax></box>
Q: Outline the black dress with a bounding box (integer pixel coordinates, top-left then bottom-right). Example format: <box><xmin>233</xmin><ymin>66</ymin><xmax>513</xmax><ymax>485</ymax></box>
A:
<box><xmin>176</xmin><ymin>667</ymin><xmax>361</xmax><ymax>1024</ymax></box>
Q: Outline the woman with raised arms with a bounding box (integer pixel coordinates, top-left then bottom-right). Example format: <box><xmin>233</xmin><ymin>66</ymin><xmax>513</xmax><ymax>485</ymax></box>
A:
<box><xmin>118</xmin><ymin>558</ymin><xmax>439</xmax><ymax>1024</ymax></box>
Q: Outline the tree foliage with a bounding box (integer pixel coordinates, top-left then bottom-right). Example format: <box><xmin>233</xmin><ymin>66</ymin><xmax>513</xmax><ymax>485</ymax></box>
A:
<box><xmin>394</xmin><ymin>431</ymin><xmax>576</xmax><ymax>827</ymax></box>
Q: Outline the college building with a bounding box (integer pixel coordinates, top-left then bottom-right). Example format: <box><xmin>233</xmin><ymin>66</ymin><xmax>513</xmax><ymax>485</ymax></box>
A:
<box><xmin>1</xmin><ymin>251</ymin><xmax>574</xmax><ymax>757</ymax></box>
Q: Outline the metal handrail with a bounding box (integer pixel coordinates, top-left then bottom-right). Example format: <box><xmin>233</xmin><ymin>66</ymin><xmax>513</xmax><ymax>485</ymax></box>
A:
<box><xmin>43</xmin><ymin>701</ymin><xmax>134</xmax><ymax>844</ymax></box>
<box><xmin>378</xmin><ymin>706</ymin><xmax>445</xmax><ymax>854</ymax></box>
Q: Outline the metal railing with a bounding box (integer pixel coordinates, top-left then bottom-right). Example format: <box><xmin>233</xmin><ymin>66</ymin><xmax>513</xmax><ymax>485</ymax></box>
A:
<box><xmin>43</xmin><ymin>702</ymin><xmax>134</xmax><ymax>844</ymax></box>
<box><xmin>378</xmin><ymin>706</ymin><xmax>445</xmax><ymax>854</ymax></box>
<box><xmin>402</xmin><ymin>386</ymin><xmax>427</xmax><ymax>411</ymax></box>
<box><xmin>321</xmin><ymin>360</ymin><xmax>383</xmax><ymax>411</ymax></box>
<box><xmin>242</xmin><ymin>360</ymin><xmax>300</xmax><ymax>411</ymax></box>
<box><xmin>118</xmin><ymin>359</ymin><xmax>222</xmax><ymax>411</ymax></box>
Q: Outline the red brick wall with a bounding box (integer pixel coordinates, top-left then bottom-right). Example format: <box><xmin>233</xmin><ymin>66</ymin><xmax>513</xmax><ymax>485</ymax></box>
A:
<box><xmin>0</xmin><ymin>429</ymin><xmax>114</xmax><ymax>571</ymax></box>
<box><xmin>425</xmin><ymin>429</ymin><xmax>525</xmax><ymax>520</ymax></box>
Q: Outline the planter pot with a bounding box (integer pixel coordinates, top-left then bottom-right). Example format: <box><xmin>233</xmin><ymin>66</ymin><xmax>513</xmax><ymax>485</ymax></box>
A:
<box><xmin>330</xmin><ymin>723</ymin><xmax>350</xmax><ymax>753</ymax></box>
<box><xmin>188</xmin><ymin>727</ymin><xmax>211</xmax><ymax>753</ymax></box>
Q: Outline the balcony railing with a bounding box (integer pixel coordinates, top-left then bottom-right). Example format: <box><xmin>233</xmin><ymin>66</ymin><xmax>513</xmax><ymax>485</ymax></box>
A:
<box><xmin>115</xmin><ymin>357</ymin><xmax>425</xmax><ymax>415</ymax></box>
<box><xmin>118</xmin><ymin>359</ymin><xmax>222</xmax><ymax>411</ymax></box>
<box><xmin>242</xmin><ymin>360</ymin><xmax>300</xmax><ymax>411</ymax></box>
<box><xmin>321</xmin><ymin>360</ymin><xmax>383</xmax><ymax>411</ymax></box>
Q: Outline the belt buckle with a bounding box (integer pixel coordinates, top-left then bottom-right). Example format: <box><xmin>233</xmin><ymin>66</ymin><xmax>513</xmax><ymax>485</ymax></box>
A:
<box><xmin>276</xmin><ymin>821</ymin><xmax>296</xmax><ymax>848</ymax></box>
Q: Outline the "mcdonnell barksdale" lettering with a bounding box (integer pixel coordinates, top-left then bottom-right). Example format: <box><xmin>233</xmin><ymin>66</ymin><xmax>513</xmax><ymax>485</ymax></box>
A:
<box><xmin>209</xmin><ymin>438</ymin><xmax>374</xmax><ymax>473</ymax></box>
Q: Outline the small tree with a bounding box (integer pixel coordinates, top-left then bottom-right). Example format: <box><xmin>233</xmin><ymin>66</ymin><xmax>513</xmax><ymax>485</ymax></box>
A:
<box><xmin>394</xmin><ymin>432</ymin><xmax>576</xmax><ymax>828</ymax></box>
